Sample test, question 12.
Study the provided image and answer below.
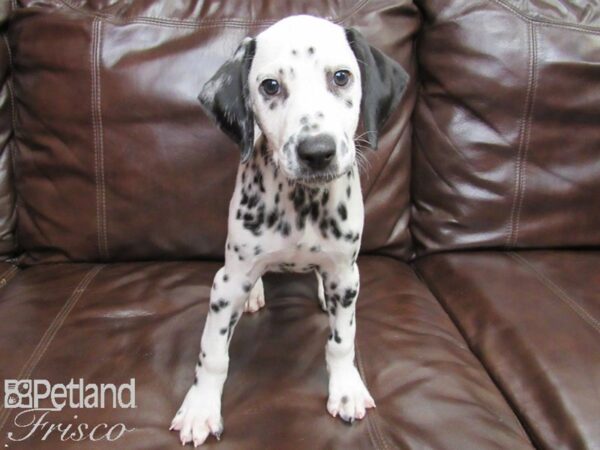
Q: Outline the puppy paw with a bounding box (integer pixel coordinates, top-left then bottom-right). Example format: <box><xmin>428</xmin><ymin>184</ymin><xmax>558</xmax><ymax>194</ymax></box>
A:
<box><xmin>244</xmin><ymin>277</ymin><xmax>265</xmax><ymax>313</ymax></box>
<box><xmin>170</xmin><ymin>384</ymin><xmax>223</xmax><ymax>447</ymax></box>
<box><xmin>327</xmin><ymin>367</ymin><xmax>375</xmax><ymax>423</ymax></box>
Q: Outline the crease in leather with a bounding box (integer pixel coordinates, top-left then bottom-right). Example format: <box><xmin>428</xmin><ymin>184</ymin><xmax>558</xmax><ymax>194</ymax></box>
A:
<box><xmin>90</xmin><ymin>18</ymin><xmax>110</xmax><ymax>260</ymax></box>
<box><xmin>491</xmin><ymin>0</ymin><xmax>600</xmax><ymax>33</ymax></box>
<box><xmin>0</xmin><ymin>34</ymin><xmax>17</xmax><ymax>257</ymax></box>
<box><xmin>57</xmin><ymin>0</ymin><xmax>371</xmax><ymax>28</ymax></box>
<box><xmin>0</xmin><ymin>264</ymin><xmax>104</xmax><ymax>434</ymax></box>
<box><xmin>411</xmin><ymin>261</ymin><xmax>534</xmax><ymax>442</ymax></box>
<box><xmin>355</xmin><ymin>343</ymin><xmax>389</xmax><ymax>450</ymax></box>
<box><xmin>422</xmin><ymin>82</ymin><xmax>511</xmax><ymax>163</ymax></box>
<box><xmin>506</xmin><ymin>22</ymin><xmax>538</xmax><ymax>247</ymax></box>
<box><xmin>508</xmin><ymin>252</ymin><xmax>600</xmax><ymax>334</ymax></box>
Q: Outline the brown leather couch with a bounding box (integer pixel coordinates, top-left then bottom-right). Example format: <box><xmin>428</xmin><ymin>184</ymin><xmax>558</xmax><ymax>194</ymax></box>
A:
<box><xmin>0</xmin><ymin>1</ymin><xmax>598</xmax><ymax>449</ymax></box>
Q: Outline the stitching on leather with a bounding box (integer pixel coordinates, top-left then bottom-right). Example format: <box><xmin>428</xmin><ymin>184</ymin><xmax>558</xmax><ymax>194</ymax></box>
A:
<box><xmin>490</xmin><ymin>0</ymin><xmax>600</xmax><ymax>34</ymax></box>
<box><xmin>512</xmin><ymin>26</ymin><xmax>538</xmax><ymax>247</ymax></box>
<box><xmin>355</xmin><ymin>344</ymin><xmax>388</xmax><ymax>450</ymax></box>
<box><xmin>58</xmin><ymin>0</ymin><xmax>369</xmax><ymax>28</ymax></box>
<box><xmin>0</xmin><ymin>265</ymin><xmax>18</xmax><ymax>287</ymax></box>
<box><xmin>0</xmin><ymin>265</ymin><xmax>104</xmax><ymax>433</ymax></box>
<box><xmin>90</xmin><ymin>19</ymin><xmax>109</xmax><ymax>260</ymax></box>
<box><xmin>96</xmin><ymin>21</ymin><xmax>109</xmax><ymax>259</ymax></box>
<box><xmin>506</xmin><ymin>22</ymin><xmax>537</xmax><ymax>248</ymax></box>
<box><xmin>509</xmin><ymin>253</ymin><xmax>600</xmax><ymax>334</ymax></box>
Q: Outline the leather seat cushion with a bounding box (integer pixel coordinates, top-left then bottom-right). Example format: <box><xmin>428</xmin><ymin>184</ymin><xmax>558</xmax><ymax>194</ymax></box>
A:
<box><xmin>0</xmin><ymin>256</ymin><xmax>531</xmax><ymax>449</ymax></box>
<box><xmin>416</xmin><ymin>250</ymin><xmax>600</xmax><ymax>450</ymax></box>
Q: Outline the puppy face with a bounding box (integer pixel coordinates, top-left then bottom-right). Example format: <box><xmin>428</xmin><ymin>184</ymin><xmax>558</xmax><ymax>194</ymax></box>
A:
<box><xmin>249</xmin><ymin>16</ymin><xmax>361</xmax><ymax>183</ymax></box>
<box><xmin>199</xmin><ymin>15</ymin><xmax>409</xmax><ymax>185</ymax></box>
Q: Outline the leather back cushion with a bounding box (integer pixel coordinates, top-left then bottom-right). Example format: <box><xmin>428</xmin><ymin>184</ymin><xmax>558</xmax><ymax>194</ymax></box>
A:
<box><xmin>0</xmin><ymin>3</ymin><xmax>17</xmax><ymax>258</ymax></box>
<box><xmin>8</xmin><ymin>0</ymin><xmax>419</xmax><ymax>264</ymax></box>
<box><xmin>412</xmin><ymin>0</ymin><xmax>600</xmax><ymax>254</ymax></box>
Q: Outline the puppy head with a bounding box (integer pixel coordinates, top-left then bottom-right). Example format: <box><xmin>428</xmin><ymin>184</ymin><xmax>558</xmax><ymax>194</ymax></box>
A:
<box><xmin>199</xmin><ymin>15</ymin><xmax>409</xmax><ymax>185</ymax></box>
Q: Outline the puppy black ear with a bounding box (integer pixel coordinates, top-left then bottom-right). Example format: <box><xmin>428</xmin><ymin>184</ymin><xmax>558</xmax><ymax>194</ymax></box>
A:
<box><xmin>345</xmin><ymin>28</ymin><xmax>409</xmax><ymax>150</ymax></box>
<box><xmin>198</xmin><ymin>37</ymin><xmax>257</xmax><ymax>162</ymax></box>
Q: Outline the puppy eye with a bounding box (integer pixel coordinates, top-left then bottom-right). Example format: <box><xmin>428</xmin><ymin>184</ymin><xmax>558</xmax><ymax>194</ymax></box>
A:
<box><xmin>260</xmin><ymin>79</ymin><xmax>280</xmax><ymax>96</ymax></box>
<box><xmin>333</xmin><ymin>70</ymin><xmax>351</xmax><ymax>87</ymax></box>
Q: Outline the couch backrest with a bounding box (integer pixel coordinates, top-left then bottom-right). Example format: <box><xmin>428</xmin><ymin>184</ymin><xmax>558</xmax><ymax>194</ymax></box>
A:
<box><xmin>6</xmin><ymin>0</ymin><xmax>420</xmax><ymax>265</ymax></box>
<box><xmin>0</xmin><ymin>3</ymin><xmax>17</xmax><ymax>258</ymax></box>
<box><xmin>412</xmin><ymin>0</ymin><xmax>600</xmax><ymax>255</ymax></box>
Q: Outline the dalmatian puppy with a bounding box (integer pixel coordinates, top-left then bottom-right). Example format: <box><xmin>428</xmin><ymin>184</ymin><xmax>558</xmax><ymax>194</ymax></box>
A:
<box><xmin>170</xmin><ymin>15</ymin><xmax>408</xmax><ymax>446</ymax></box>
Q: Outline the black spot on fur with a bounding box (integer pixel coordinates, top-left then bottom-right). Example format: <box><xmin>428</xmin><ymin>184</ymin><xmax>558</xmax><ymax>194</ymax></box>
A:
<box><xmin>330</xmin><ymin>219</ymin><xmax>342</xmax><ymax>239</ymax></box>
<box><xmin>243</xmin><ymin>282</ymin><xmax>252</xmax><ymax>293</ymax></box>
<box><xmin>254</xmin><ymin>245</ymin><xmax>262</xmax><ymax>256</ymax></box>
<box><xmin>334</xmin><ymin>329</ymin><xmax>342</xmax><ymax>344</ymax></box>
<box><xmin>269</xmin><ymin>102</ymin><xmax>278</xmax><ymax>110</ymax></box>
<box><xmin>319</xmin><ymin>218</ymin><xmax>329</xmax><ymax>237</ymax></box>
<box><xmin>300</xmin><ymin>116</ymin><xmax>309</xmax><ymax>125</ymax></box>
<box><xmin>210</xmin><ymin>298</ymin><xmax>230</xmax><ymax>313</ymax></box>
<box><xmin>342</xmin><ymin>288</ymin><xmax>357</xmax><ymax>307</ymax></box>
<box><xmin>267</xmin><ymin>209</ymin><xmax>279</xmax><ymax>228</ymax></box>
<box><xmin>337</xmin><ymin>203</ymin><xmax>348</xmax><ymax>221</ymax></box>
<box><xmin>310</xmin><ymin>245</ymin><xmax>320</xmax><ymax>252</ymax></box>
<box><xmin>346</xmin><ymin>186</ymin><xmax>351</xmax><ymax>198</ymax></box>
<box><xmin>223</xmin><ymin>274</ymin><xmax>229</xmax><ymax>282</ymax></box>
<box><xmin>341</xmin><ymin>395</ymin><xmax>348</xmax><ymax>404</ymax></box>
<box><xmin>330</xmin><ymin>282</ymin><xmax>338</xmax><ymax>290</ymax></box>
<box><xmin>243</xmin><ymin>203</ymin><xmax>265</xmax><ymax>236</ymax></box>
<box><xmin>310</xmin><ymin>202</ymin><xmax>320</xmax><ymax>221</ymax></box>
<box><xmin>308</xmin><ymin>46</ymin><xmax>315</xmax><ymax>55</ymax></box>
<box><xmin>345</xmin><ymin>99</ymin><xmax>353</xmax><ymax>108</ymax></box>
<box><xmin>321</xmin><ymin>189</ymin><xmax>329</xmax><ymax>206</ymax></box>
<box><xmin>220</xmin><ymin>328</ymin><xmax>228</xmax><ymax>335</ymax></box>
<box><xmin>292</xmin><ymin>49</ymin><xmax>298</xmax><ymax>56</ymax></box>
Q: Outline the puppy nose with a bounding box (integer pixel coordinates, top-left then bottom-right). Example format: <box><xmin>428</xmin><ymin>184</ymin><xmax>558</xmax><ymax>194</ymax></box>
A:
<box><xmin>297</xmin><ymin>134</ymin><xmax>336</xmax><ymax>171</ymax></box>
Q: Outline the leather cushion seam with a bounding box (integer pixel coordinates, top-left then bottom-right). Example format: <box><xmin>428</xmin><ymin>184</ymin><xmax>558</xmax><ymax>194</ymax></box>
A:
<box><xmin>0</xmin><ymin>265</ymin><xmax>105</xmax><ymax>433</ymax></box>
<box><xmin>491</xmin><ymin>0</ymin><xmax>600</xmax><ymax>34</ymax></box>
<box><xmin>57</xmin><ymin>0</ymin><xmax>370</xmax><ymax>28</ymax></box>
<box><xmin>509</xmin><ymin>252</ymin><xmax>600</xmax><ymax>334</ymax></box>
<box><xmin>90</xmin><ymin>19</ymin><xmax>109</xmax><ymax>260</ymax></box>
<box><xmin>506</xmin><ymin>22</ymin><xmax>537</xmax><ymax>247</ymax></box>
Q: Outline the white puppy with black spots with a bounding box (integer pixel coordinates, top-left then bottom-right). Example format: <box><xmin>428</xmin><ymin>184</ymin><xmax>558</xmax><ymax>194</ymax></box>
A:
<box><xmin>171</xmin><ymin>15</ymin><xmax>408</xmax><ymax>447</ymax></box>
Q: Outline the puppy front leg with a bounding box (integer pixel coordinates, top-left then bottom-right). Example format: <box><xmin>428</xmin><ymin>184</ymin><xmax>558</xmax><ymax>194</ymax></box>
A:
<box><xmin>171</xmin><ymin>266</ymin><xmax>255</xmax><ymax>446</ymax></box>
<box><xmin>323</xmin><ymin>263</ymin><xmax>375</xmax><ymax>423</ymax></box>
